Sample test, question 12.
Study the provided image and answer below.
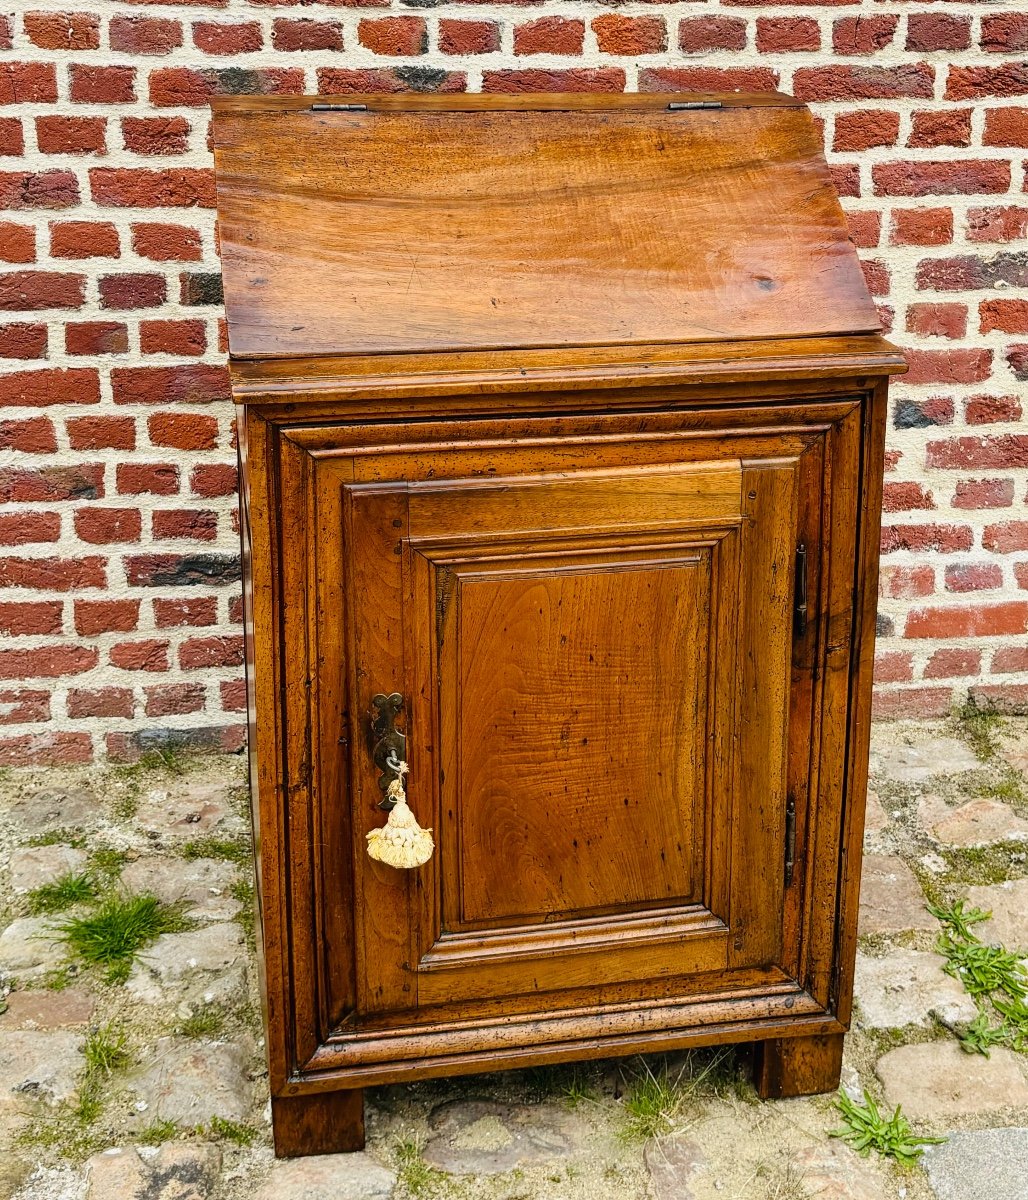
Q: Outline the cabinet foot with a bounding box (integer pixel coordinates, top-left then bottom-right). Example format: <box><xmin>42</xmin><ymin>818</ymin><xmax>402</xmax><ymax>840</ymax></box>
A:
<box><xmin>271</xmin><ymin>1089</ymin><xmax>365</xmax><ymax>1157</ymax></box>
<box><xmin>753</xmin><ymin>1033</ymin><xmax>844</xmax><ymax>1100</ymax></box>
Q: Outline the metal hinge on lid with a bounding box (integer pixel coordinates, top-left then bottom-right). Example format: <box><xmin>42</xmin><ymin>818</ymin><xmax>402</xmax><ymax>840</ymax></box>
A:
<box><xmin>794</xmin><ymin>544</ymin><xmax>808</xmax><ymax>638</ymax></box>
<box><xmin>667</xmin><ymin>101</ymin><xmax>723</xmax><ymax>111</ymax></box>
<box><xmin>311</xmin><ymin>103</ymin><xmax>368</xmax><ymax>113</ymax></box>
<box><xmin>784</xmin><ymin>796</ymin><xmax>797</xmax><ymax>886</ymax></box>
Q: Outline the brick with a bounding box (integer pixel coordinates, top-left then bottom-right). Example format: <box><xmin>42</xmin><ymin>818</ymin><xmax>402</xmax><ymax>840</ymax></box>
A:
<box><xmin>359</xmin><ymin>16</ymin><xmax>427</xmax><ymax>55</ymax></box>
<box><xmin>639</xmin><ymin>67</ymin><xmax>776</xmax><ymax>93</ymax></box>
<box><xmin>950</xmin><ymin>64</ymin><xmax>1028</xmax><ymax>101</ymax></box>
<box><xmin>0</xmin><ymin>223</ymin><xmax>35</xmax><ymax>264</ymax></box>
<box><xmin>0</xmin><ymin>367</ymin><xmax>99</xmax><ymax>406</ymax></box>
<box><xmin>0</xmin><ymin>15</ymin><xmax>8</xmax><ymax>49</ymax></box>
<box><xmin>0</xmin><ymin>63</ymin><xmax>57</xmax><ymax>104</ymax></box>
<box><xmin>112</xmin><ymin>365</ymin><xmax>229</xmax><ymax>406</ymax></box>
<box><xmin>592</xmin><ymin>15</ymin><xmax>665</xmax><ymax>55</ymax></box>
<box><xmin>439</xmin><ymin>19</ymin><xmax>500</xmax><ymax>55</ymax></box>
<box><xmin>145</xmin><ymin>682</ymin><xmax>204</xmax><ymax>717</ymax></box>
<box><xmin>983</xmin><ymin>108</ymin><xmax>1028</xmax><ymax>148</ymax></box>
<box><xmin>916</xmin><ymin>253</ymin><xmax>1028</xmax><ymax>291</ymax></box>
<box><xmin>953</xmin><ymin>479</ymin><xmax>1014</xmax><ymax>509</ymax></box>
<box><xmin>193</xmin><ymin>21</ymin><xmax>262</xmax><ymax>54</ymax></box>
<box><xmin>0</xmin><ymin>513</ymin><xmax>61</xmax><ymax>544</ymax></box>
<box><xmin>25</xmin><ymin>12</ymin><xmax>100</xmax><ymax>50</ymax></box>
<box><xmin>513</xmin><ymin>16</ymin><xmax>583</xmax><ymax>55</ymax></box>
<box><xmin>69</xmin><ymin>65</ymin><xmax>135</xmax><ymax>105</ymax></box>
<box><xmin>272</xmin><ymin>18</ymin><xmax>343</xmax><ymax>51</ymax></box>
<box><xmin>0</xmin><ymin>119</ymin><xmax>23</xmax><ymax>156</ymax></box>
<box><xmin>66</xmin><ymin>321</ymin><xmax>129</xmax><ymax>356</ymax></box>
<box><xmin>109</xmin><ymin>15</ymin><xmax>182</xmax><ymax>54</ymax></box>
<box><xmin>793</xmin><ymin>65</ymin><xmax>933</xmax><ymax>101</ymax></box>
<box><xmin>0</xmin><ymin>417</ymin><xmax>57</xmax><ymax>453</ymax></box>
<box><xmin>0</xmin><ymin>689</ymin><xmax>50</xmax><ymax>724</ymax></box>
<box><xmin>122</xmin><ymin>116</ymin><xmax>190</xmax><ymax>156</ymax></box>
<box><xmin>1006</xmin><ymin>345</ymin><xmax>1028</xmax><ymax>382</ymax></box>
<box><xmin>983</xmin><ymin>522</ymin><xmax>1028</xmax><ymax>554</ymax></box>
<box><xmin>882</xmin><ymin>482</ymin><xmax>933</xmax><ymax>512</ymax></box>
<box><xmin>99</xmin><ymin>273</ymin><xmax>166</xmax><ymax>311</ymax></box>
<box><xmin>1017</xmin><ymin>564</ymin><xmax>1028</xmax><ymax>591</ymax></box>
<box><xmin>153</xmin><ymin>510</ymin><xmax>218</xmax><ymax>541</ymax></box>
<box><xmin>67</xmin><ymin>687</ymin><xmax>134</xmax><ymax>719</ymax></box>
<box><xmin>90</xmin><ymin>167</ymin><xmax>215</xmax><ymax>209</ymax></box>
<box><xmin>0</xmin><ymin>601</ymin><xmax>62</xmax><ymax>636</ymax></box>
<box><xmin>110</xmin><ymin>640</ymin><xmax>169</xmax><ymax>672</ymax></box>
<box><xmin>140</xmin><ymin>319</ymin><xmax>206</xmax><ymax>356</ymax></box>
<box><xmin>49</xmin><ymin>221</ymin><xmax>119</xmax><ymax>260</ymax></box>
<box><xmin>148</xmin><ymin>412</ymin><xmax>218</xmax><ymax>450</ymax></box>
<box><xmin>965</xmin><ymin>394</ymin><xmax>1022</xmax><ymax>425</ymax></box>
<box><xmin>316</xmin><ymin>68</ymin><xmax>467</xmax><ymax>95</ymax></box>
<box><xmin>0</xmin><ymin>557</ymin><xmax>104</xmax><ymax>591</ymax></box>
<box><xmin>220</xmin><ymin>679</ymin><xmax>247</xmax><ymax>712</ymax></box>
<box><xmin>153</xmin><ymin>66</ymin><xmax>304</xmax><ymax>107</ymax></box>
<box><xmin>981</xmin><ymin>13</ymin><xmax>1028</xmax><ymax>53</ymax></box>
<box><xmin>993</xmin><ymin>646</ymin><xmax>1028</xmax><ymax>675</ymax></box>
<box><xmin>874</xmin><ymin>651</ymin><xmax>913</xmax><ymax>684</ymax></box>
<box><xmin>0</xmin><ymin>323</ymin><xmax>47</xmax><ymax>360</ymax></box>
<box><xmin>74</xmin><ymin>507</ymin><xmax>142</xmax><ymax>544</ymax></box>
<box><xmin>905</xmin><ymin>302</ymin><xmax>967</xmax><ymax>339</ymax></box>
<box><xmin>873</xmin><ymin>160</ymin><xmax>1009</xmax><ymax>197</ymax></box>
<box><xmin>124</xmin><ymin>553</ymin><xmax>241</xmax><ymax>588</ymax></box>
<box><xmin>908</xmin><ymin>109</ymin><xmax>972</xmax><ymax>149</ymax></box>
<box><xmin>190</xmin><ymin>464</ymin><xmax>237</xmax><ymax>498</ymax></box>
<box><xmin>970</xmin><ymin>683</ymin><xmax>1028</xmax><ymax>713</ymax></box>
<box><xmin>880</xmin><ymin>565</ymin><xmax>935</xmax><ymax>599</ymax></box>
<box><xmin>74</xmin><ymin>599</ymin><xmax>139</xmax><ymax>636</ymax></box>
<box><xmin>980</xmin><ymin>299</ymin><xmax>1028</xmax><ymax>335</ymax></box>
<box><xmin>756</xmin><ymin>17</ymin><xmax>820</xmax><ymax>52</ymax></box>
<box><xmin>872</xmin><ymin>688</ymin><xmax>953</xmax><ymax>720</ymax></box>
<box><xmin>832</xmin><ymin>15</ymin><xmax>897</xmax><ymax>54</ymax></box>
<box><xmin>845</xmin><ymin>210</ymin><xmax>881</xmax><ymax>248</ymax></box>
<box><xmin>227</xmin><ymin>594</ymin><xmax>243</xmax><ymax>624</ymax></box>
<box><xmin>0</xmin><ymin>463</ymin><xmax>102</xmax><ymax>502</ymax></box>
<box><xmin>179</xmin><ymin>272</ymin><xmax>221</xmax><ymax>306</ymax></box>
<box><xmin>834</xmin><ymin>110</ymin><xmax>899</xmax><ymax>152</ymax></box>
<box><xmin>153</xmin><ymin>596</ymin><xmax>217</xmax><ymax>627</ymax></box>
<box><xmin>66</xmin><ymin>416</ymin><xmax>135</xmax><ymax>451</ymax></box>
<box><xmin>0</xmin><ymin>171</ymin><xmax>78</xmax><ymax>211</ymax></box>
<box><xmin>927</xmin><ymin>435</ymin><xmax>1028</xmax><ymax>470</ymax></box>
<box><xmin>131</xmin><ymin>223</ymin><xmax>202</xmax><ymax>262</ymax></box>
<box><xmin>905</xmin><ymin>602</ymin><xmax>1028</xmax><ymax>639</ymax></box>
<box><xmin>904</xmin><ymin>349</ymin><xmax>991</xmax><ymax>386</ymax></box>
<box><xmin>0</xmin><ymin>731</ymin><xmax>92</xmax><ymax>766</ymax></box>
<box><xmin>906</xmin><ymin>14</ymin><xmax>970</xmax><ymax>52</ymax></box>
<box><xmin>179</xmin><ymin>635</ymin><xmax>244</xmax><ymax>669</ymax></box>
<box><xmin>678</xmin><ymin>17</ymin><xmax>747</xmax><ymax>52</ymax></box>
<box><xmin>924</xmin><ymin>648</ymin><xmax>981</xmax><ymax>680</ymax></box>
<box><xmin>0</xmin><ymin>270</ymin><xmax>84</xmax><ymax>311</ymax></box>
<box><xmin>116</xmin><ymin>463</ymin><xmax>179</xmax><ymax>496</ymax></box>
<box><xmin>881</xmin><ymin>524</ymin><xmax>973</xmax><ymax>553</ymax></box>
<box><xmin>36</xmin><ymin>116</ymin><xmax>106</xmax><ymax>155</ymax></box>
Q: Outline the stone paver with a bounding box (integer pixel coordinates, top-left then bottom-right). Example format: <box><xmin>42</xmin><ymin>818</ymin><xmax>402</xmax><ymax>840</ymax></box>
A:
<box><xmin>918</xmin><ymin>795</ymin><xmax>1028</xmax><ymax>847</ymax></box>
<box><xmin>0</xmin><ymin>917</ymin><xmax>66</xmax><ymax>980</ymax></box>
<box><xmin>0</xmin><ymin>988</ymin><xmax>93</xmax><ymax>1030</ymax></box>
<box><xmin>877</xmin><ymin>1041</ymin><xmax>1028</xmax><ymax>1121</ymax></box>
<box><xmin>967</xmin><ymin>878</ymin><xmax>1028</xmax><ymax>951</ymax></box>
<box><xmin>858</xmin><ymin>854</ymin><xmax>935</xmax><ymax>934</ymax></box>
<box><xmin>0</xmin><ymin>1030</ymin><xmax>82</xmax><ymax>1111</ymax></box>
<box><xmin>645</xmin><ymin>1136</ymin><xmax>706</xmax><ymax>1200</ymax></box>
<box><xmin>0</xmin><ymin>1152</ymin><xmax>31</xmax><ymax>1200</ymax></box>
<box><xmin>128</xmin><ymin>1037</ymin><xmax>251</xmax><ymax>1125</ymax></box>
<box><xmin>869</xmin><ymin>737</ymin><xmax>979</xmax><ymax>783</ymax></box>
<box><xmin>253</xmin><ymin>1152</ymin><xmax>396</xmax><ymax>1200</ymax></box>
<box><xmin>862</xmin><ymin>789</ymin><xmax>889</xmax><ymax>836</ymax></box>
<box><xmin>136</xmin><ymin>784</ymin><xmax>239</xmax><ymax>841</ymax></box>
<box><xmin>9</xmin><ymin>845</ymin><xmax>88</xmax><ymax>894</ymax></box>
<box><xmin>5</xmin><ymin>788</ymin><xmax>100</xmax><ymax>836</ymax></box>
<box><xmin>85</xmin><ymin>1143</ymin><xmax>222</xmax><ymax>1200</ymax></box>
<box><xmin>792</xmin><ymin>1141</ymin><xmax>891</xmax><ymax>1200</ymax></box>
<box><xmin>423</xmin><ymin>1099</ymin><xmax>582</xmax><ymax>1174</ymax></box>
<box><xmin>923</xmin><ymin>1127</ymin><xmax>1028</xmax><ymax>1200</ymax></box>
<box><xmin>853</xmin><ymin>949</ymin><xmax>978</xmax><ymax>1030</ymax></box>
<box><xmin>124</xmin><ymin>922</ymin><xmax>245</xmax><ymax>1006</ymax></box>
<box><xmin>121</xmin><ymin>856</ymin><xmax>241</xmax><ymax>923</ymax></box>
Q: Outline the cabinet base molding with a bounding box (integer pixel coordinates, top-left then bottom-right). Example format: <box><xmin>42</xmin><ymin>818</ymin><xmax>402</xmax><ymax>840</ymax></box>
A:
<box><xmin>753</xmin><ymin>1034</ymin><xmax>845</xmax><ymax>1100</ymax></box>
<box><xmin>271</xmin><ymin>1089</ymin><xmax>365</xmax><ymax>1158</ymax></box>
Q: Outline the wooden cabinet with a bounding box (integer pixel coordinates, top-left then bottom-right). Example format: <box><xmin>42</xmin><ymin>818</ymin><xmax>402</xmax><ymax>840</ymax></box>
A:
<box><xmin>213</xmin><ymin>92</ymin><xmax>905</xmax><ymax>1157</ymax></box>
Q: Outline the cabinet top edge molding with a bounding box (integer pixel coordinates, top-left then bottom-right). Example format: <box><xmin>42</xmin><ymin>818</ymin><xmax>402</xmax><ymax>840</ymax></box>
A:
<box><xmin>213</xmin><ymin>94</ymin><xmax>881</xmax><ymax>363</ymax></box>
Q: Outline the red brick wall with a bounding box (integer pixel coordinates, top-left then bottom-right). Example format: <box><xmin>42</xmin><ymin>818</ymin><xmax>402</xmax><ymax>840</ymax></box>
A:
<box><xmin>1</xmin><ymin>2</ymin><xmax>1026</xmax><ymax>762</ymax></box>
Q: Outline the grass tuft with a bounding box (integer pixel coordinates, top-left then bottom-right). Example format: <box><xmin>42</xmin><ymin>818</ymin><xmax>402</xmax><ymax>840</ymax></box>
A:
<box><xmin>394</xmin><ymin>1137</ymin><xmax>448</xmax><ymax>1197</ymax></box>
<box><xmin>26</xmin><ymin>872</ymin><xmax>98</xmax><ymax>916</ymax></box>
<box><xmin>207</xmin><ymin>1116</ymin><xmax>257</xmax><ymax>1145</ymax></box>
<box><xmin>177</xmin><ymin>1006</ymin><xmax>226</xmax><ymax>1040</ymax></box>
<box><xmin>138</xmin><ymin>1119</ymin><xmax>178</xmax><ymax>1146</ymax></box>
<box><xmin>830</xmin><ymin>1089</ymin><xmax>944</xmax><ymax>1167</ymax></box>
<box><xmin>56</xmin><ymin>893</ymin><xmax>191</xmax><ymax>983</ymax></box>
<box><xmin>179</xmin><ymin>835</ymin><xmax>251</xmax><ymax>865</ymax></box>
<box><xmin>956</xmin><ymin>696</ymin><xmax>1003</xmax><ymax>760</ymax></box>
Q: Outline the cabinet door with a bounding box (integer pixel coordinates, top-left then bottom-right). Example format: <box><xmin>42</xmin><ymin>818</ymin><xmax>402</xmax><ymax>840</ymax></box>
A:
<box><xmin>342</xmin><ymin>441</ymin><xmax>800</xmax><ymax>1015</ymax></box>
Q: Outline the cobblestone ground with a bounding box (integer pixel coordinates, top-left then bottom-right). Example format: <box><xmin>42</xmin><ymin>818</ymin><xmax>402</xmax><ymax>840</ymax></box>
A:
<box><xmin>1</xmin><ymin>715</ymin><xmax>1027</xmax><ymax>1200</ymax></box>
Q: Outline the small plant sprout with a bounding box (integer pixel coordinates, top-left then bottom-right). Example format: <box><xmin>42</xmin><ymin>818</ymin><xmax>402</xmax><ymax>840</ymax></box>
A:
<box><xmin>830</xmin><ymin>1089</ymin><xmax>945</xmax><ymax>1167</ymax></box>
<box><xmin>56</xmin><ymin>893</ymin><xmax>191</xmax><ymax>983</ymax></box>
<box><xmin>928</xmin><ymin>898</ymin><xmax>990</xmax><ymax>943</ymax></box>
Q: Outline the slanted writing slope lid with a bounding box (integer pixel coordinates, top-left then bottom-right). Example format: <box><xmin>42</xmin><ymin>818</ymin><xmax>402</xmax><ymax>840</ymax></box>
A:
<box><xmin>212</xmin><ymin>94</ymin><xmax>880</xmax><ymax>361</ymax></box>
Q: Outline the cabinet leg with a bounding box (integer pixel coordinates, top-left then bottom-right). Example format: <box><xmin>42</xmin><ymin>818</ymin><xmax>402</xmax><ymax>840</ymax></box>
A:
<box><xmin>271</xmin><ymin>1088</ymin><xmax>365</xmax><ymax>1157</ymax></box>
<box><xmin>753</xmin><ymin>1033</ymin><xmax>844</xmax><ymax>1100</ymax></box>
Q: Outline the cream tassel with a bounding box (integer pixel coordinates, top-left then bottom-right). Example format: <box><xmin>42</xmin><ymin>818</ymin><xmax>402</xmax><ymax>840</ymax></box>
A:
<box><xmin>366</xmin><ymin>764</ymin><xmax>434</xmax><ymax>869</ymax></box>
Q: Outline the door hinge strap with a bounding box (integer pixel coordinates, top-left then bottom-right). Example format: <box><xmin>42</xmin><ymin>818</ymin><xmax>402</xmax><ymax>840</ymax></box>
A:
<box><xmin>784</xmin><ymin>796</ymin><xmax>797</xmax><ymax>886</ymax></box>
<box><xmin>667</xmin><ymin>101</ymin><xmax>723</xmax><ymax>111</ymax></box>
<box><xmin>794</xmin><ymin>543</ymin><xmax>808</xmax><ymax>638</ymax></box>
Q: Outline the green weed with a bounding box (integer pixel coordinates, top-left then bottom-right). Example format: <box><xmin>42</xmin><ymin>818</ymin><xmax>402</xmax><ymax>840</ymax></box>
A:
<box><xmin>179</xmin><ymin>835</ymin><xmax>251</xmax><ymax>865</ymax></box>
<box><xmin>829</xmin><ymin>1089</ymin><xmax>944</xmax><ymax>1167</ymax></box>
<box><xmin>138</xmin><ymin>1119</ymin><xmax>178</xmax><ymax>1146</ymax></box>
<box><xmin>24</xmin><ymin>830</ymin><xmax>86</xmax><ymax>849</ymax></box>
<box><xmin>56</xmin><ymin>893</ymin><xmax>191</xmax><ymax>983</ymax></box>
<box><xmin>394</xmin><ymin>1136</ymin><xmax>448</xmax><ymax>1197</ymax></box>
<box><xmin>956</xmin><ymin>696</ymin><xmax>1003</xmax><ymax>760</ymax></box>
<box><xmin>88</xmin><ymin>848</ymin><xmax>127</xmax><ymax>882</ymax></box>
<box><xmin>26</xmin><ymin>872</ymin><xmax>98</xmax><ymax>916</ymax></box>
<box><xmin>208</xmin><ymin>1116</ymin><xmax>256</xmax><ymax>1145</ymax></box>
<box><xmin>177</xmin><ymin>1006</ymin><xmax>226</xmax><ymax>1039</ymax></box>
<box><xmin>928</xmin><ymin>898</ymin><xmax>991</xmax><ymax>943</ymax></box>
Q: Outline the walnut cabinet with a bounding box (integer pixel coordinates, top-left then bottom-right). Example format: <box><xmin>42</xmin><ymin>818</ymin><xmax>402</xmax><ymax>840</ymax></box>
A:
<box><xmin>212</xmin><ymin>93</ymin><xmax>905</xmax><ymax>1157</ymax></box>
